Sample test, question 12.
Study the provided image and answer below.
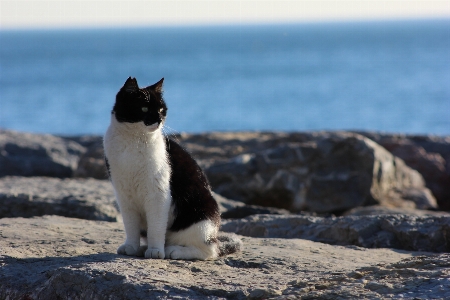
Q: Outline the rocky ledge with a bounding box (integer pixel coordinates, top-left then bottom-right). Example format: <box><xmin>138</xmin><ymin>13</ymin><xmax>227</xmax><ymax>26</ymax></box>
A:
<box><xmin>1</xmin><ymin>129</ymin><xmax>450</xmax><ymax>299</ymax></box>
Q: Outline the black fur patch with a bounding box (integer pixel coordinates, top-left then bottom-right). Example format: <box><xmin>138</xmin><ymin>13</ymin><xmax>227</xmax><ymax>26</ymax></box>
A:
<box><xmin>104</xmin><ymin>156</ymin><xmax>111</xmax><ymax>178</ymax></box>
<box><xmin>113</xmin><ymin>77</ymin><xmax>167</xmax><ymax>127</ymax></box>
<box><xmin>166</xmin><ymin>138</ymin><xmax>220</xmax><ymax>231</ymax></box>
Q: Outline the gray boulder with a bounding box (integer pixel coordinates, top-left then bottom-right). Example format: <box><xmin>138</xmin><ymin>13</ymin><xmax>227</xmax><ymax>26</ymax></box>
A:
<box><xmin>0</xmin><ymin>129</ymin><xmax>85</xmax><ymax>178</ymax></box>
<box><xmin>207</xmin><ymin>132</ymin><xmax>436</xmax><ymax>213</ymax></box>
<box><xmin>344</xmin><ymin>205</ymin><xmax>450</xmax><ymax>217</ymax></box>
<box><xmin>176</xmin><ymin>131</ymin><xmax>449</xmax><ymax>212</ymax></box>
<box><xmin>221</xmin><ymin>214</ymin><xmax>450</xmax><ymax>252</ymax></box>
<box><xmin>0</xmin><ymin>176</ymin><xmax>119</xmax><ymax>221</ymax></box>
<box><xmin>1</xmin><ymin>215</ymin><xmax>447</xmax><ymax>299</ymax></box>
<box><xmin>214</xmin><ymin>191</ymin><xmax>290</xmax><ymax>219</ymax></box>
<box><xmin>358</xmin><ymin>131</ymin><xmax>450</xmax><ymax>211</ymax></box>
<box><xmin>73</xmin><ymin>138</ymin><xmax>109</xmax><ymax>180</ymax></box>
<box><xmin>221</xmin><ymin>205</ymin><xmax>290</xmax><ymax>219</ymax></box>
<box><xmin>1</xmin><ymin>129</ymin><xmax>445</xmax><ymax>215</ymax></box>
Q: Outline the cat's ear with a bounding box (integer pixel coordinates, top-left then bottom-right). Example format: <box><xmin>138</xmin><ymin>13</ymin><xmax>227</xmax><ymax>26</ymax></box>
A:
<box><xmin>146</xmin><ymin>78</ymin><xmax>164</xmax><ymax>94</ymax></box>
<box><xmin>122</xmin><ymin>77</ymin><xmax>139</xmax><ymax>92</ymax></box>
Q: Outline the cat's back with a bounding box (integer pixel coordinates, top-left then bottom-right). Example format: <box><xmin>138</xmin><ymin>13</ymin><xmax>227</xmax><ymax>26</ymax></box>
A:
<box><xmin>165</xmin><ymin>138</ymin><xmax>220</xmax><ymax>231</ymax></box>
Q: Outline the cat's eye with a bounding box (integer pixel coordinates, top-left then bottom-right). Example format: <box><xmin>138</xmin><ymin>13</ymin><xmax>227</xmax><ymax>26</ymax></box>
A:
<box><xmin>142</xmin><ymin>107</ymin><xmax>148</xmax><ymax>113</ymax></box>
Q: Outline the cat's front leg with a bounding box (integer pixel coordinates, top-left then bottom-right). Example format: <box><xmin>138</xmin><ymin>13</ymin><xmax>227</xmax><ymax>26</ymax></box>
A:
<box><xmin>143</xmin><ymin>193</ymin><xmax>170</xmax><ymax>259</ymax></box>
<box><xmin>117</xmin><ymin>205</ymin><xmax>142</xmax><ymax>256</ymax></box>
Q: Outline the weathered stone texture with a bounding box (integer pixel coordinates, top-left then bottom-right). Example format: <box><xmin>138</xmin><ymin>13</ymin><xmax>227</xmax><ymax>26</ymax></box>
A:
<box><xmin>0</xmin><ymin>129</ymin><xmax>86</xmax><ymax>178</ymax></box>
<box><xmin>207</xmin><ymin>132</ymin><xmax>436</xmax><ymax>213</ymax></box>
<box><xmin>0</xmin><ymin>176</ymin><xmax>119</xmax><ymax>221</ymax></box>
<box><xmin>1</xmin><ymin>129</ymin><xmax>449</xmax><ymax>299</ymax></box>
<box><xmin>358</xmin><ymin>131</ymin><xmax>450</xmax><ymax>211</ymax></box>
<box><xmin>1</xmin><ymin>216</ymin><xmax>440</xmax><ymax>300</ymax></box>
<box><xmin>221</xmin><ymin>214</ymin><xmax>450</xmax><ymax>252</ymax></box>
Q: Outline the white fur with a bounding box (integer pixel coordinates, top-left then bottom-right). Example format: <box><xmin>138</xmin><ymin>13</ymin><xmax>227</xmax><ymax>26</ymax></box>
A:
<box><xmin>165</xmin><ymin>220</ymin><xmax>219</xmax><ymax>260</ymax></box>
<box><xmin>104</xmin><ymin>116</ymin><xmax>218</xmax><ymax>260</ymax></box>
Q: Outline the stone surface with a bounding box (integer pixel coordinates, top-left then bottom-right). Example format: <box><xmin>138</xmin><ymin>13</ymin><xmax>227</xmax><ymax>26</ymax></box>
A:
<box><xmin>221</xmin><ymin>205</ymin><xmax>291</xmax><ymax>219</ymax></box>
<box><xmin>213</xmin><ymin>192</ymin><xmax>290</xmax><ymax>219</ymax></box>
<box><xmin>357</xmin><ymin>131</ymin><xmax>450</xmax><ymax>211</ymax></box>
<box><xmin>3</xmin><ymin>129</ymin><xmax>446</xmax><ymax>211</ymax></box>
<box><xmin>0</xmin><ymin>129</ymin><xmax>86</xmax><ymax>178</ymax></box>
<box><xmin>344</xmin><ymin>205</ymin><xmax>450</xmax><ymax>217</ymax></box>
<box><xmin>282</xmin><ymin>253</ymin><xmax>450</xmax><ymax>299</ymax></box>
<box><xmin>62</xmin><ymin>131</ymin><xmax>450</xmax><ymax>212</ymax></box>
<box><xmin>221</xmin><ymin>214</ymin><xmax>450</xmax><ymax>252</ymax></box>
<box><xmin>1</xmin><ymin>129</ymin><xmax>449</xmax><ymax>298</ymax></box>
<box><xmin>177</xmin><ymin>131</ymin><xmax>449</xmax><ymax>212</ymax></box>
<box><xmin>0</xmin><ymin>176</ymin><xmax>119</xmax><ymax>221</ymax></box>
<box><xmin>0</xmin><ymin>176</ymin><xmax>269</xmax><ymax>221</ymax></box>
<box><xmin>2</xmin><ymin>129</ymin><xmax>448</xmax><ymax>211</ymax></box>
<box><xmin>74</xmin><ymin>138</ymin><xmax>109</xmax><ymax>180</ymax></box>
<box><xmin>206</xmin><ymin>132</ymin><xmax>436</xmax><ymax>213</ymax></box>
<box><xmin>1</xmin><ymin>215</ymin><xmax>443</xmax><ymax>300</ymax></box>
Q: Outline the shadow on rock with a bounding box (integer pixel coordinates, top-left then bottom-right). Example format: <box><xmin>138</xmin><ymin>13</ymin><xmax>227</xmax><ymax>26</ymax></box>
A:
<box><xmin>1</xmin><ymin>253</ymin><xmax>245</xmax><ymax>300</ymax></box>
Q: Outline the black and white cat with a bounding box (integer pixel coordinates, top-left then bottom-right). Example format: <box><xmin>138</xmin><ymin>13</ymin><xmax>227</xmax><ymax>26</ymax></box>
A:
<box><xmin>103</xmin><ymin>77</ymin><xmax>241</xmax><ymax>260</ymax></box>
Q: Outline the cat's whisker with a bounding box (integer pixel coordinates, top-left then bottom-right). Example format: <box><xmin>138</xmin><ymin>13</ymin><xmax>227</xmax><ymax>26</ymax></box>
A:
<box><xmin>162</xmin><ymin>125</ymin><xmax>182</xmax><ymax>144</ymax></box>
<box><xmin>162</xmin><ymin>125</ymin><xmax>179</xmax><ymax>136</ymax></box>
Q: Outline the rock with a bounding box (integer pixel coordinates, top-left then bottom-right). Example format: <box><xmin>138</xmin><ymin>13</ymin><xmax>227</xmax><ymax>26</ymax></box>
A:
<box><xmin>207</xmin><ymin>132</ymin><xmax>436</xmax><ymax>213</ymax></box>
<box><xmin>0</xmin><ymin>129</ymin><xmax>86</xmax><ymax>178</ymax></box>
<box><xmin>221</xmin><ymin>214</ymin><xmax>450</xmax><ymax>252</ymax></box>
<box><xmin>1</xmin><ymin>129</ymin><xmax>448</xmax><ymax>298</ymax></box>
<box><xmin>212</xmin><ymin>191</ymin><xmax>245</xmax><ymax>213</ymax></box>
<box><xmin>179</xmin><ymin>131</ymin><xmax>448</xmax><ymax>212</ymax></box>
<box><xmin>345</xmin><ymin>205</ymin><xmax>450</xmax><ymax>217</ymax></box>
<box><xmin>1</xmin><ymin>215</ymin><xmax>443</xmax><ymax>299</ymax></box>
<box><xmin>282</xmin><ymin>253</ymin><xmax>450</xmax><ymax>299</ymax></box>
<box><xmin>0</xmin><ymin>130</ymin><xmax>444</xmax><ymax>213</ymax></box>
<box><xmin>221</xmin><ymin>205</ymin><xmax>291</xmax><ymax>219</ymax></box>
<box><xmin>73</xmin><ymin>138</ymin><xmax>109</xmax><ymax>180</ymax></box>
<box><xmin>0</xmin><ymin>176</ymin><xmax>274</xmax><ymax>222</ymax></box>
<box><xmin>357</xmin><ymin>132</ymin><xmax>450</xmax><ymax>211</ymax></box>
<box><xmin>0</xmin><ymin>176</ymin><xmax>119</xmax><ymax>221</ymax></box>
<box><xmin>214</xmin><ymin>191</ymin><xmax>290</xmax><ymax>219</ymax></box>
<box><xmin>62</xmin><ymin>134</ymin><xmax>103</xmax><ymax>149</ymax></box>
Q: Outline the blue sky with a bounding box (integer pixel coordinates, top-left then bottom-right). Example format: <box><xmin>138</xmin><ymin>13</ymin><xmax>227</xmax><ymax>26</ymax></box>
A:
<box><xmin>1</xmin><ymin>0</ymin><xmax>450</xmax><ymax>29</ymax></box>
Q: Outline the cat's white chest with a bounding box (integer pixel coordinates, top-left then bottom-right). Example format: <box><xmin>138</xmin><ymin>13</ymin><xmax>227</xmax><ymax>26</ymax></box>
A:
<box><xmin>110</xmin><ymin>137</ymin><xmax>156</xmax><ymax>175</ymax></box>
<box><xmin>104</xmin><ymin>118</ymin><xmax>171</xmax><ymax>203</ymax></box>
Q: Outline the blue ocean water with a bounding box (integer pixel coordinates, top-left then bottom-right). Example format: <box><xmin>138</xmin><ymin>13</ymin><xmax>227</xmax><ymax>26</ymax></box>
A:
<box><xmin>1</xmin><ymin>20</ymin><xmax>449</xmax><ymax>136</ymax></box>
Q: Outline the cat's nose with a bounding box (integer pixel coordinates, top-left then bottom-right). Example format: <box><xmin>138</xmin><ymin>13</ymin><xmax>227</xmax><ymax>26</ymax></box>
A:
<box><xmin>144</xmin><ymin>119</ymin><xmax>159</xmax><ymax>126</ymax></box>
<box><xmin>144</xmin><ymin>113</ymin><xmax>160</xmax><ymax>126</ymax></box>
<box><xmin>144</xmin><ymin>116</ymin><xmax>160</xmax><ymax>126</ymax></box>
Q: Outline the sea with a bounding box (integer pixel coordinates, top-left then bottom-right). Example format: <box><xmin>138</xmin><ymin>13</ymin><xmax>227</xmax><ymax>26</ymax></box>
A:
<box><xmin>1</xmin><ymin>20</ymin><xmax>449</xmax><ymax>136</ymax></box>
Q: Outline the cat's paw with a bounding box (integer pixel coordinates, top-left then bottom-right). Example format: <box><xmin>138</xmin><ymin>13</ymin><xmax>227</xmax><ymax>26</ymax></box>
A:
<box><xmin>165</xmin><ymin>245</ymin><xmax>186</xmax><ymax>260</ymax></box>
<box><xmin>117</xmin><ymin>244</ymin><xmax>139</xmax><ymax>256</ymax></box>
<box><xmin>145</xmin><ymin>247</ymin><xmax>165</xmax><ymax>259</ymax></box>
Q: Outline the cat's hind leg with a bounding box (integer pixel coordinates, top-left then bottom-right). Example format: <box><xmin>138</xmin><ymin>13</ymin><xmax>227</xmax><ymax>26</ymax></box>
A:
<box><xmin>165</xmin><ymin>220</ymin><xmax>219</xmax><ymax>260</ymax></box>
<box><xmin>165</xmin><ymin>245</ymin><xmax>216</xmax><ymax>260</ymax></box>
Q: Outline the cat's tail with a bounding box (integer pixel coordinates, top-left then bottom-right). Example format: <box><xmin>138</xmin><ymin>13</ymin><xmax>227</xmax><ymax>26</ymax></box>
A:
<box><xmin>217</xmin><ymin>233</ymin><xmax>243</xmax><ymax>257</ymax></box>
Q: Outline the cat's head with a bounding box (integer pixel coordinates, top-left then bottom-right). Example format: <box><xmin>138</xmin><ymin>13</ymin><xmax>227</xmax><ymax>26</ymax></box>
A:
<box><xmin>112</xmin><ymin>77</ymin><xmax>167</xmax><ymax>132</ymax></box>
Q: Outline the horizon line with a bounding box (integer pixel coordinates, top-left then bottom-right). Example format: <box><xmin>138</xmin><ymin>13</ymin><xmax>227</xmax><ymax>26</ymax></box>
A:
<box><xmin>1</xmin><ymin>16</ymin><xmax>449</xmax><ymax>32</ymax></box>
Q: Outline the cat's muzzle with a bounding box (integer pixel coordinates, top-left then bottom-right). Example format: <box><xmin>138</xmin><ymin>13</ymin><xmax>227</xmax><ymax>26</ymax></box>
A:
<box><xmin>145</xmin><ymin>121</ymin><xmax>160</xmax><ymax>131</ymax></box>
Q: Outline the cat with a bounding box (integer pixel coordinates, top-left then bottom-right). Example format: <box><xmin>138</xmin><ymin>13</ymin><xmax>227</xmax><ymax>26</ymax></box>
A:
<box><xmin>103</xmin><ymin>77</ymin><xmax>242</xmax><ymax>260</ymax></box>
